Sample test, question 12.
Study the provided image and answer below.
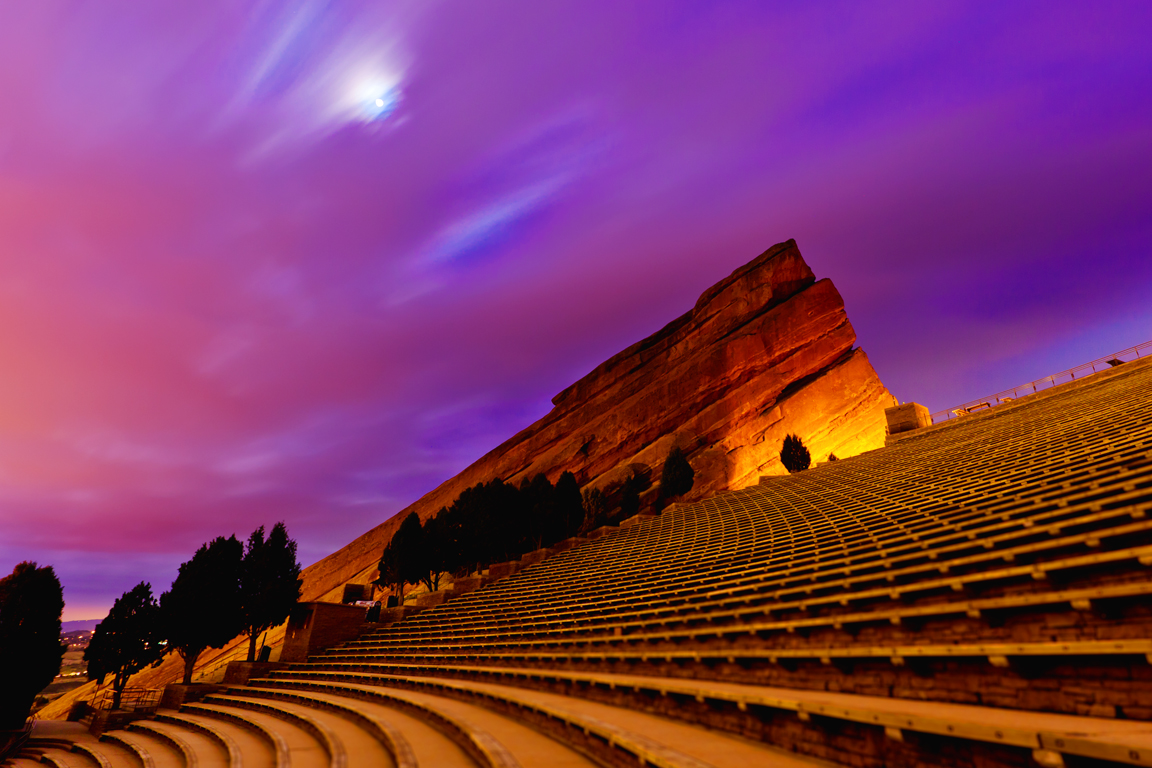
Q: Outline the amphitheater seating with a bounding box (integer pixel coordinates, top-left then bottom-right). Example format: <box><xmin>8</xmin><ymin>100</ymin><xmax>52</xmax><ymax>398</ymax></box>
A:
<box><xmin>20</xmin><ymin>357</ymin><xmax>1152</xmax><ymax>768</ymax></box>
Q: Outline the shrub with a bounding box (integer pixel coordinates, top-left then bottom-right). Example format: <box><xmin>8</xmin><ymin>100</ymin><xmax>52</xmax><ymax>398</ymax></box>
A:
<box><xmin>780</xmin><ymin>433</ymin><xmax>811</xmax><ymax>473</ymax></box>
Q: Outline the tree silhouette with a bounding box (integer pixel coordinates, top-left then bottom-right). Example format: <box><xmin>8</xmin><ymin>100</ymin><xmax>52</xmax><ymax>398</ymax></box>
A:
<box><xmin>0</xmin><ymin>562</ymin><xmax>66</xmax><ymax>728</ymax></box>
<box><xmin>619</xmin><ymin>471</ymin><xmax>646</xmax><ymax>520</ymax></box>
<box><xmin>161</xmin><ymin>535</ymin><xmax>244</xmax><ymax>684</ymax></box>
<box><xmin>240</xmin><ymin>523</ymin><xmax>302</xmax><ymax>662</ymax></box>
<box><xmin>659</xmin><ymin>446</ymin><xmax>695</xmax><ymax>501</ymax></box>
<box><xmin>780</xmin><ymin>433</ymin><xmax>811</xmax><ymax>473</ymax></box>
<box><xmin>418</xmin><ymin>514</ymin><xmax>446</xmax><ymax>592</ymax></box>
<box><xmin>84</xmin><ymin>582</ymin><xmax>164</xmax><ymax>711</ymax></box>
<box><xmin>580</xmin><ymin>487</ymin><xmax>608</xmax><ymax>533</ymax></box>
<box><xmin>552</xmin><ymin>471</ymin><xmax>584</xmax><ymax>544</ymax></box>
<box><xmin>376</xmin><ymin>512</ymin><xmax>424</xmax><ymax>602</ymax></box>
<box><xmin>518</xmin><ymin>473</ymin><xmax>554</xmax><ymax>552</ymax></box>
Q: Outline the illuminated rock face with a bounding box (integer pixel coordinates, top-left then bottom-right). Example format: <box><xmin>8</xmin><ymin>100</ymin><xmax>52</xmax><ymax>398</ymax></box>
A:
<box><xmin>301</xmin><ymin>239</ymin><xmax>895</xmax><ymax>601</ymax></box>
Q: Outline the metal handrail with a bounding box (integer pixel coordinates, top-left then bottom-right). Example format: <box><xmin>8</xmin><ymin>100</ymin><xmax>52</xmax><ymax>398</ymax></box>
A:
<box><xmin>0</xmin><ymin>721</ymin><xmax>33</xmax><ymax>763</ymax></box>
<box><xmin>931</xmin><ymin>339</ymin><xmax>1152</xmax><ymax>425</ymax></box>
<box><xmin>90</xmin><ymin>687</ymin><xmax>161</xmax><ymax>713</ymax></box>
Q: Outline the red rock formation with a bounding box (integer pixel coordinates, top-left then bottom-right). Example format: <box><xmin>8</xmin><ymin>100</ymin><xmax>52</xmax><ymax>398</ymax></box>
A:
<box><xmin>301</xmin><ymin>239</ymin><xmax>895</xmax><ymax>601</ymax></box>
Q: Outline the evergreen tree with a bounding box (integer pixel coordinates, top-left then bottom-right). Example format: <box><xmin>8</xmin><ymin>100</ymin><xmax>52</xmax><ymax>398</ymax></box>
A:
<box><xmin>659</xmin><ymin>446</ymin><xmax>695</xmax><ymax>501</ymax></box>
<box><xmin>551</xmin><ymin>471</ymin><xmax>584</xmax><ymax>544</ymax></box>
<box><xmin>161</xmin><ymin>535</ymin><xmax>244</xmax><ymax>684</ymax></box>
<box><xmin>432</xmin><ymin>504</ymin><xmax>465</xmax><ymax>577</ymax></box>
<box><xmin>83</xmin><ymin>582</ymin><xmax>164</xmax><ymax>711</ymax></box>
<box><xmin>580</xmin><ymin>487</ymin><xmax>607</xmax><ymax>533</ymax></box>
<box><xmin>519</xmin><ymin>473</ymin><xmax>555</xmax><ymax>551</ymax></box>
<box><xmin>376</xmin><ymin>512</ymin><xmax>424</xmax><ymax>602</ymax></box>
<box><xmin>619</xmin><ymin>472</ymin><xmax>645</xmax><ymax>520</ymax></box>
<box><xmin>0</xmin><ymin>562</ymin><xmax>66</xmax><ymax>728</ymax></box>
<box><xmin>375</xmin><ymin>541</ymin><xmax>403</xmax><ymax>601</ymax></box>
<box><xmin>780</xmin><ymin>433</ymin><xmax>811</xmax><ymax>473</ymax></box>
<box><xmin>418</xmin><ymin>514</ymin><xmax>446</xmax><ymax>592</ymax></box>
<box><xmin>240</xmin><ymin>523</ymin><xmax>302</xmax><ymax>662</ymax></box>
<box><xmin>477</xmin><ymin>479</ymin><xmax>520</xmax><ymax>565</ymax></box>
<box><xmin>396</xmin><ymin>512</ymin><xmax>428</xmax><ymax>591</ymax></box>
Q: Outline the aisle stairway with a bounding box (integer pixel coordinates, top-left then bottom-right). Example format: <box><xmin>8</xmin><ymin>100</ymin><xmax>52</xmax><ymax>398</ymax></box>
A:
<box><xmin>18</xmin><ymin>356</ymin><xmax>1152</xmax><ymax>768</ymax></box>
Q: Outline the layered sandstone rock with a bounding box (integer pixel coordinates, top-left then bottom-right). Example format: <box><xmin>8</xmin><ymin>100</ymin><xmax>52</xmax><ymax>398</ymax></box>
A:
<box><xmin>300</xmin><ymin>238</ymin><xmax>894</xmax><ymax>601</ymax></box>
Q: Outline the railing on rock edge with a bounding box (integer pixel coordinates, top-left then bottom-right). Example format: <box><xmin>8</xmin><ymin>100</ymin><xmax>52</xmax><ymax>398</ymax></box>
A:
<box><xmin>90</xmin><ymin>687</ymin><xmax>161</xmax><ymax>714</ymax></box>
<box><xmin>931</xmin><ymin>339</ymin><xmax>1152</xmax><ymax>425</ymax></box>
<box><xmin>0</xmin><ymin>721</ymin><xmax>33</xmax><ymax>763</ymax></box>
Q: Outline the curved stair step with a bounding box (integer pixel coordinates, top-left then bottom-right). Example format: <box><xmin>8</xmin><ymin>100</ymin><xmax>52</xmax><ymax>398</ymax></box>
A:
<box><xmin>241</xmin><ymin>681</ymin><xmax>517</xmax><ymax>768</ymax></box>
<box><xmin>183</xmin><ymin>702</ymin><xmax>322</xmax><ymax>768</ymax></box>
<box><xmin>154</xmin><ymin>713</ymin><xmax>255</xmax><ymax>768</ymax></box>
<box><xmin>269</xmin><ymin>671</ymin><xmax>824</xmax><ymax>768</ymax></box>
<box><xmin>245</xmin><ymin>677</ymin><xmax>603</xmax><ymax>768</ymax></box>
<box><xmin>71</xmin><ymin>738</ymin><xmax>143</xmax><ymax>768</ymax></box>
<box><xmin>131</xmin><ymin>720</ymin><xmax>229</xmax><ymax>768</ymax></box>
<box><xmin>287</xmin><ymin>685</ymin><xmax>602</xmax><ymax>768</ymax></box>
<box><xmin>216</xmin><ymin>686</ymin><xmax>416</xmax><ymax>768</ymax></box>
<box><xmin>200</xmin><ymin>695</ymin><xmax>348</xmax><ymax>768</ymax></box>
<box><xmin>8</xmin><ymin>758</ymin><xmax>43</xmax><ymax>768</ymax></box>
<box><xmin>178</xmin><ymin>705</ymin><xmax>289</xmax><ymax>768</ymax></box>
<box><xmin>102</xmin><ymin>730</ymin><xmax>184</xmax><ymax>768</ymax></box>
<box><xmin>252</xmin><ymin>690</ymin><xmax>478</xmax><ymax>768</ymax></box>
<box><xmin>38</xmin><ymin>747</ymin><xmax>90</xmax><ymax>768</ymax></box>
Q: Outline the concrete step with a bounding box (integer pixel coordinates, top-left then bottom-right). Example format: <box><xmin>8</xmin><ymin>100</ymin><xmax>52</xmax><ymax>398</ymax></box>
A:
<box><xmin>155</xmin><ymin>712</ymin><xmax>264</xmax><ymax>768</ymax></box>
<box><xmin>7</xmin><ymin>758</ymin><xmax>43</xmax><ymax>768</ymax></box>
<box><xmin>335</xmin><ymin>685</ymin><xmax>602</xmax><ymax>768</ymax></box>
<box><xmin>70</xmin><ymin>738</ymin><xmax>144</xmax><ymax>768</ymax></box>
<box><xmin>241</xmin><ymin>687</ymin><xmax>482</xmax><ymax>768</ymax></box>
<box><xmin>217</xmin><ymin>694</ymin><xmax>398</xmax><ymax>768</ymax></box>
<box><xmin>37</xmin><ymin>746</ymin><xmax>95</xmax><ymax>768</ymax></box>
<box><xmin>270</xmin><ymin>671</ymin><xmax>826</xmax><ymax>768</ymax></box>
<box><xmin>241</xmin><ymin>681</ymin><xmax>508</xmax><ymax>768</ymax></box>
<box><xmin>101</xmin><ymin>730</ymin><xmax>183</xmax><ymax>768</ymax></box>
<box><xmin>212</xmin><ymin>687</ymin><xmax>417</xmax><ymax>768</ymax></box>
<box><xmin>130</xmin><ymin>720</ymin><xmax>231</xmax><ymax>768</ymax></box>
<box><xmin>181</xmin><ymin>702</ymin><xmax>323</xmax><ymax>768</ymax></box>
<box><xmin>199</xmin><ymin>695</ymin><xmax>347</xmax><ymax>768</ymax></box>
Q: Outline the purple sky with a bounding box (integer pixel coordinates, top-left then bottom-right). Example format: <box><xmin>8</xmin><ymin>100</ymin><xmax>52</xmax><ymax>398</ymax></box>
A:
<box><xmin>1</xmin><ymin>2</ymin><xmax>1149</xmax><ymax>620</ymax></box>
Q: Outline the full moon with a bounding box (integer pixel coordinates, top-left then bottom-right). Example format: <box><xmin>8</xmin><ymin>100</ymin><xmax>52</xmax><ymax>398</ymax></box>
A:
<box><xmin>375</xmin><ymin>98</ymin><xmax>385</xmax><ymax>107</ymax></box>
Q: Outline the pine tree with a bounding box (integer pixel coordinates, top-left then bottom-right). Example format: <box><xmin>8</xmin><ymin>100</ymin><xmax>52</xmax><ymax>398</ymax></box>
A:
<box><xmin>519</xmin><ymin>473</ymin><xmax>555</xmax><ymax>552</ymax></box>
<box><xmin>240</xmin><ymin>523</ymin><xmax>302</xmax><ymax>662</ymax></box>
<box><xmin>580</xmin><ymin>487</ymin><xmax>607</xmax><ymax>533</ymax></box>
<box><xmin>83</xmin><ymin>582</ymin><xmax>164</xmax><ymax>711</ymax></box>
<box><xmin>376</xmin><ymin>512</ymin><xmax>424</xmax><ymax>603</ymax></box>
<box><xmin>418</xmin><ymin>514</ymin><xmax>446</xmax><ymax>592</ymax></box>
<box><xmin>780</xmin><ymin>433</ymin><xmax>811</xmax><ymax>473</ymax></box>
<box><xmin>0</xmin><ymin>562</ymin><xmax>66</xmax><ymax>728</ymax></box>
<box><xmin>161</xmin><ymin>535</ymin><xmax>244</xmax><ymax>684</ymax></box>
<box><xmin>619</xmin><ymin>472</ymin><xmax>645</xmax><ymax>520</ymax></box>
<box><xmin>552</xmin><ymin>471</ymin><xmax>584</xmax><ymax>544</ymax></box>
